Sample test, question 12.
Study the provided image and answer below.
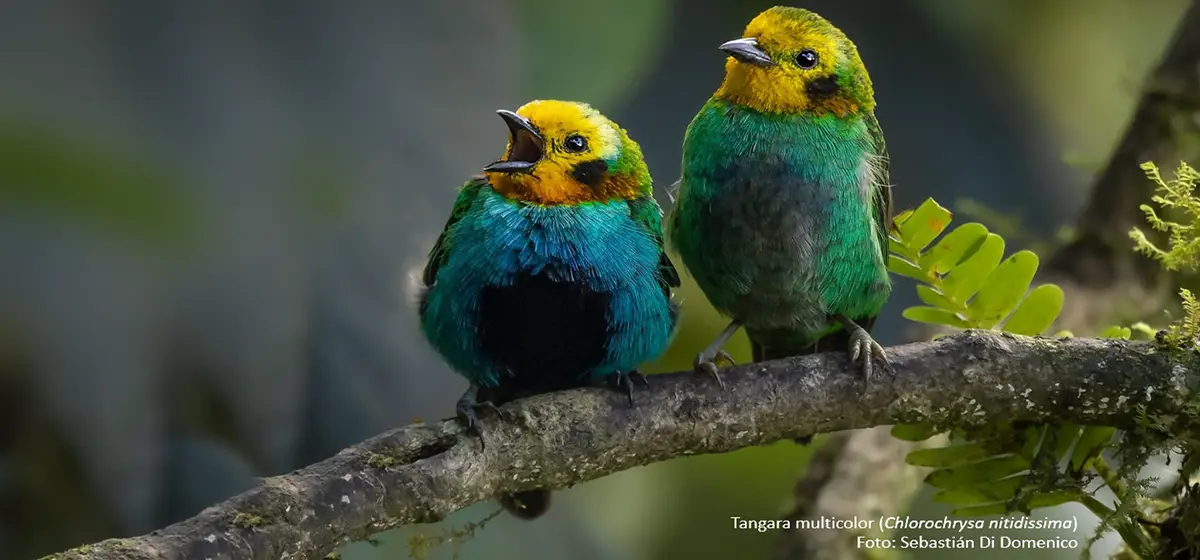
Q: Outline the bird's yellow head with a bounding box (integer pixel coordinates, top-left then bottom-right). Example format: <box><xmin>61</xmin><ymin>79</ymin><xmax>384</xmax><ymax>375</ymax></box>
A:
<box><xmin>482</xmin><ymin>100</ymin><xmax>651</xmax><ymax>205</ymax></box>
<box><xmin>713</xmin><ymin>6</ymin><xmax>876</xmax><ymax>117</ymax></box>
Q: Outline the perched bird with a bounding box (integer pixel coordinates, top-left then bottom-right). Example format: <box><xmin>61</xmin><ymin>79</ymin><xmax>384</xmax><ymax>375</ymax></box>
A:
<box><xmin>418</xmin><ymin>100</ymin><xmax>680</xmax><ymax>519</ymax></box>
<box><xmin>668</xmin><ymin>6</ymin><xmax>893</xmax><ymax>388</ymax></box>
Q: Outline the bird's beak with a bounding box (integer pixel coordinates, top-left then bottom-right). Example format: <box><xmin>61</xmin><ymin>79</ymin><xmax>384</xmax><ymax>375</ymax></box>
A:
<box><xmin>484</xmin><ymin>110</ymin><xmax>544</xmax><ymax>173</ymax></box>
<box><xmin>719</xmin><ymin>37</ymin><xmax>774</xmax><ymax>67</ymax></box>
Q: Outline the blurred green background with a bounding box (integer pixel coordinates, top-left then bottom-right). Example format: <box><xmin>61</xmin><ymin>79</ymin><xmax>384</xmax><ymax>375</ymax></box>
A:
<box><xmin>0</xmin><ymin>1</ymin><xmax>1189</xmax><ymax>559</ymax></box>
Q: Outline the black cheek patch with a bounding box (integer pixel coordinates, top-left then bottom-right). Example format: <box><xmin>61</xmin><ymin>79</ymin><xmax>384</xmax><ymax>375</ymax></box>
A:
<box><xmin>570</xmin><ymin>159</ymin><xmax>608</xmax><ymax>188</ymax></box>
<box><xmin>806</xmin><ymin>75</ymin><xmax>840</xmax><ymax>97</ymax></box>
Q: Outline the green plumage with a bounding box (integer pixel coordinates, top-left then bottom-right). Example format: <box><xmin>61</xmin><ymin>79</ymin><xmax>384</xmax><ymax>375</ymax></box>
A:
<box><xmin>670</xmin><ymin>100</ymin><xmax>891</xmax><ymax>364</ymax></box>
<box><xmin>669</xmin><ymin>6</ymin><xmax>893</xmax><ymax>382</ymax></box>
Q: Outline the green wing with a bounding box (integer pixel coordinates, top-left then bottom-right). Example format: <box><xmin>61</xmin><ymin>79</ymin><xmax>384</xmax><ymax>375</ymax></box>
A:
<box><xmin>627</xmin><ymin>195</ymin><xmax>681</xmax><ymax>298</ymax></box>
<box><xmin>865</xmin><ymin>113</ymin><xmax>893</xmax><ymax>265</ymax></box>
<box><xmin>422</xmin><ymin>176</ymin><xmax>487</xmax><ymax>288</ymax></box>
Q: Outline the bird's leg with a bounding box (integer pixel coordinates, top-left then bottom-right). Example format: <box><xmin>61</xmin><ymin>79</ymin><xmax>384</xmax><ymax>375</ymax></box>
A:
<box><xmin>694</xmin><ymin>320</ymin><xmax>742</xmax><ymax>390</ymax></box>
<box><xmin>456</xmin><ymin>385</ymin><xmax>508</xmax><ymax>449</ymax></box>
<box><xmin>833</xmin><ymin>314</ymin><xmax>890</xmax><ymax>382</ymax></box>
<box><xmin>604</xmin><ymin>369</ymin><xmax>650</xmax><ymax>406</ymax></box>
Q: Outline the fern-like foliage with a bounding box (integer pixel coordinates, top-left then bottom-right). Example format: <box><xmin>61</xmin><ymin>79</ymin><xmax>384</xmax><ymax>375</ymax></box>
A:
<box><xmin>888</xmin><ymin>199</ymin><xmax>1156</xmax><ymax>557</ymax></box>
<box><xmin>1131</xmin><ymin>161</ymin><xmax>1200</xmax><ymax>271</ymax></box>
<box><xmin>888</xmin><ymin>199</ymin><xmax>1064</xmax><ymax>333</ymax></box>
<box><xmin>1131</xmin><ymin>161</ymin><xmax>1200</xmax><ymax>346</ymax></box>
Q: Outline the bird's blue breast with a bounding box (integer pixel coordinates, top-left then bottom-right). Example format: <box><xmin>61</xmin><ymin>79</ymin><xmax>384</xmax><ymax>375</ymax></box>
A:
<box><xmin>420</xmin><ymin>188</ymin><xmax>676</xmax><ymax>392</ymax></box>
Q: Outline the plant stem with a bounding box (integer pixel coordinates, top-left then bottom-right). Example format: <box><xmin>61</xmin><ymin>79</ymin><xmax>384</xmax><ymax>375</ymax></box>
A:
<box><xmin>1079</xmin><ymin>495</ymin><xmax>1116</xmax><ymax>519</ymax></box>
<box><xmin>1094</xmin><ymin>457</ymin><xmax>1129</xmax><ymax>499</ymax></box>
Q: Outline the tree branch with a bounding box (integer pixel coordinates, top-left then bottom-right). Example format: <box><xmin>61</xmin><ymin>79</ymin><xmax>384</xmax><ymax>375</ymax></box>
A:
<box><xmin>774</xmin><ymin>427</ymin><xmax>938</xmax><ymax>560</ymax></box>
<box><xmin>773</xmin><ymin>319</ymin><xmax>949</xmax><ymax>560</ymax></box>
<box><xmin>47</xmin><ymin>331</ymin><xmax>1200</xmax><ymax>560</ymax></box>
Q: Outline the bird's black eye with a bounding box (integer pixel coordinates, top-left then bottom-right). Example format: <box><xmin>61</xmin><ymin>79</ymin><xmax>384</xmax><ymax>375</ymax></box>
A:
<box><xmin>563</xmin><ymin>134</ymin><xmax>588</xmax><ymax>153</ymax></box>
<box><xmin>796</xmin><ymin>49</ymin><xmax>818</xmax><ymax>69</ymax></box>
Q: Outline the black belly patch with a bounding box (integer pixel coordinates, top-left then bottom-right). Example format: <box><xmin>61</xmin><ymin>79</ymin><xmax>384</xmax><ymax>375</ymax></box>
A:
<box><xmin>478</xmin><ymin>272</ymin><xmax>613</xmax><ymax>398</ymax></box>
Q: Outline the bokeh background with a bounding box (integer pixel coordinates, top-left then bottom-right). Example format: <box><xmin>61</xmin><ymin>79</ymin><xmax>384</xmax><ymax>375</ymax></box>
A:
<box><xmin>0</xmin><ymin>1</ymin><xmax>1190</xmax><ymax>558</ymax></box>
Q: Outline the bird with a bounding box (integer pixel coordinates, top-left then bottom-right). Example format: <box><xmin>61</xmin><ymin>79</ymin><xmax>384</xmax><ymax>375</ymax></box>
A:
<box><xmin>668</xmin><ymin>6</ymin><xmax>893</xmax><ymax>390</ymax></box>
<box><xmin>417</xmin><ymin>100</ymin><xmax>680</xmax><ymax>519</ymax></box>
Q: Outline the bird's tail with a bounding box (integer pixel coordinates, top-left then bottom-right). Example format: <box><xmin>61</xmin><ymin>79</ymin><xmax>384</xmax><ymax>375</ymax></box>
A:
<box><xmin>748</xmin><ymin>316</ymin><xmax>878</xmax><ymax>445</ymax></box>
<box><xmin>499</xmin><ymin>489</ymin><xmax>552</xmax><ymax>520</ymax></box>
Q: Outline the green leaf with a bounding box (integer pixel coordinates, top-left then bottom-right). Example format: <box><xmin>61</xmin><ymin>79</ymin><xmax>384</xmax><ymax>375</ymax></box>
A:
<box><xmin>951</xmin><ymin>491</ymin><xmax>1081</xmax><ymax>517</ymax></box>
<box><xmin>1069</xmin><ymin>427</ymin><xmax>1116</xmax><ymax>476</ymax></box>
<box><xmin>891</xmin><ymin>208</ymin><xmax>915</xmax><ymax>230</ymax></box>
<box><xmin>1020</xmin><ymin>426</ymin><xmax>1045</xmax><ymax>458</ymax></box>
<box><xmin>919</xmin><ymin>222</ymin><xmax>990</xmax><ymax>276</ymax></box>
<box><xmin>906</xmin><ymin>442</ymin><xmax>998</xmax><ymax>468</ymax></box>
<box><xmin>1098</xmin><ymin>325</ymin><xmax>1133</xmax><ymax>340</ymax></box>
<box><xmin>1001</xmin><ymin>284</ymin><xmax>1065</xmax><ymax>335</ymax></box>
<box><xmin>1130</xmin><ymin>322</ymin><xmax>1158</xmax><ymax>339</ymax></box>
<box><xmin>891</xmin><ymin>423</ymin><xmax>941</xmax><ymax>441</ymax></box>
<box><xmin>1054</xmin><ymin>329</ymin><xmax>1074</xmax><ymax>337</ymax></box>
<box><xmin>887</xmin><ymin>255</ymin><xmax>927</xmax><ymax>281</ymax></box>
<box><xmin>1054</xmin><ymin>424</ymin><xmax>1083</xmax><ymax>460</ymax></box>
<box><xmin>951</xmin><ymin>503</ymin><xmax>1008</xmax><ymax>517</ymax></box>
<box><xmin>916</xmin><ymin>285</ymin><xmax>959</xmax><ymax>311</ymax></box>
<box><xmin>924</xmin><ymin>455</ymin><xmax>1031</xmax><ymax>488</ymax></box>
<box><xmin>932</xmin><ymin>476</ymin><xmax>1022</xmax><ymax>505</ymax></box>
<box><xmin>888</xmin><ymin>237</ymin><xmax>916</xmax><ymax>261</ymax></box>
<box><xmin>1027</xmin><ymin>491</ymin><xmax>1082</xmax><ymax>509</ymax></box>
<box><xmin>902</xmin><ymin>306</ymin><xmax>969</xmax><ymax>328</ymax></box>
<box><xmin>895</xmin><ymin>198</ymin><xmax>952</xmax><ymax>253</ymax></box>
<box><xmin>965</xmin><ymin>250</ymin><xmax>1039</xmax><ymax>328</ymax></box>
<box><xmin>941</xmin><ymin>233</ymin><xmax>1005</xmax><ymax>305</ymax></box>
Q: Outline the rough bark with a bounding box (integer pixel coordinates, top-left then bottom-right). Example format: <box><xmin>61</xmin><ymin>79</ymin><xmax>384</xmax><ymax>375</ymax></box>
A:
<box><xmin>774</xmin><ymin>428</ymin><xmax>938</xmax><ymax>560</ymax></box>
<box><xmin>773</xmin><ymin>318</ymin><xmax>950</xmax><ymax>560</ymax></box>
<box><xmin>43</xmin><ymin>331</ymin><xmax>1200</xmax><ymax>560</ymax></box>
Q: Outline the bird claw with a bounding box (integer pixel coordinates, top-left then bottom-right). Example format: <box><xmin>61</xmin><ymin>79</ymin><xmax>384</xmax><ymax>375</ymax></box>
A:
<box><xmin>691</xmin><ymin>320</ymin><xmax>742</xmax><ymax>391</ymax></box>
<box><xmin>693</xmin><ymin>351</ymin><xmax>731</xmax><ymax>391</ymax></box>
<box><xmin>607</xmin><ymin>370</ymin><xmax>648</xmax><ymax>406</ymax></box>
<box><xmin>846</xmin><ymin>327</ymin><xmax>891</xmax><ymax>383</ymax></box>
<box><xmin>631</xmin><ymin>370</ymin><xmax>650</xmax><ymax>388</ymax></box>
<box><xmin>456</xmin><ymin>387</ymin><xmax>509</xmax><ymax>450</ymax></box>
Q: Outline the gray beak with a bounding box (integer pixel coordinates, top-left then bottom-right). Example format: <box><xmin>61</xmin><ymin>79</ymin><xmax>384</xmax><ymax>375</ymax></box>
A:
<box><xmin>719</xmin><ymin>37</ymin><xmax>774</xmax><ymax>67</ymax></box>
<box><xmin>484</xmin><ymin>109</ymin><xmax>544</xmax><ymax>173</ymax></box>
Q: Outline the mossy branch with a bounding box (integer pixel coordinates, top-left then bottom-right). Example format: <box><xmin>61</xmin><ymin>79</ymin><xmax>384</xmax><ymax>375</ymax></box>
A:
<box><xmin>43</xmin><ymin>331</ymin><xmax>1200</xmax><ymax>560</ymax></box>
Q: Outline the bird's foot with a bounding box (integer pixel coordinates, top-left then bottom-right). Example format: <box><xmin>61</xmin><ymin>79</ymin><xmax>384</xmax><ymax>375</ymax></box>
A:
<box><xmin>693</xmin><ymin>349</ymin><xmax>734</xmax><ymax>390</ymax></box>
<box><xmin>605</xmin><ymin>370</ymin><xmax>650</xmax><ymax>406</ymax></box>
<box><xmin>691</xmin><ymin>320</ymin><xmax>743</xmax><ymax>391</ymax></box>
<box><xmin>845</xmin><ymin>325</ymin><xmax>890</xmax><ymax>382</ymax></box>
<box><xmin>456</xmin><ymin>386</ymin><xmax>509</xmax><ymax>449</ymax></box>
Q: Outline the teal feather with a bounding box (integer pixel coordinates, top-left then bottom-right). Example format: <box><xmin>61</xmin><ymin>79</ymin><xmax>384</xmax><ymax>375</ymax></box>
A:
<box><xmin>419</xmin><ymin>98</ymin><xmax>681</xmax><ymax>520</ymax></box>
<box><xmin>420</xmin><ymin>177</ymin><xmax>679</xmax><ymax>395</ymax></box>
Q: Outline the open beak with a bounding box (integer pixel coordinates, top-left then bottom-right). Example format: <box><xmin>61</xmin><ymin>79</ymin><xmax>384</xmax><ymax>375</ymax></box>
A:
<box><xmin>483</xmin><ymin>110</ymin><xmax>544</xmax><ymax>173</ymax></box>
<box><xmin>719</xmin><ymin>37</ymin><xmax>774</xmax><ymax>67</ymax></box>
